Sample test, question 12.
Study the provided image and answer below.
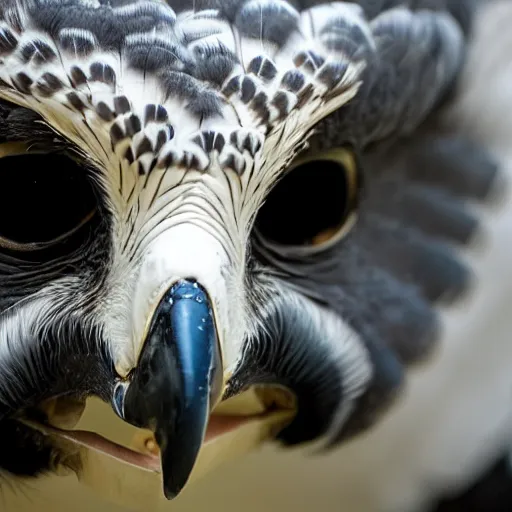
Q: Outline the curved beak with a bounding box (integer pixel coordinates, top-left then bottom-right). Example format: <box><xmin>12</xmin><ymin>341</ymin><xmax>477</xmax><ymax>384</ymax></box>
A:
<box><xmin>113</xmin><ymin>279</ymin><xmax>222</xmax><ymax>499</ymax></box>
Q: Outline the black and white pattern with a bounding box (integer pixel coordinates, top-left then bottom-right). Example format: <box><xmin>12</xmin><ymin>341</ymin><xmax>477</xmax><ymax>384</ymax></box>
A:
<box><xmin>0</xmin><ymin>0</ymin><xmax>502</xmax><ymax>508</ymax></box>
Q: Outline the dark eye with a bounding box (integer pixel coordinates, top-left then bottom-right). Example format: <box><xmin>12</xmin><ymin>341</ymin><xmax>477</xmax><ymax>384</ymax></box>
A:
<box><xmin>255</xmin><ymin>148</ymin><xmax>361</xmax><ymax>249</ymax></box>
<box><xmin>0</xmin><ymin>144</ymin><xmax>98</xmax><ymax>252</ymax></box>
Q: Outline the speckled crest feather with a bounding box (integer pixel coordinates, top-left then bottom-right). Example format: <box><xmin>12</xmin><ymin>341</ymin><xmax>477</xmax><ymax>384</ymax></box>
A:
<box><xmin>0</xmin><ymin>0</ymin><xmax>465</xmax><ymax>175</ymax></box>
<box><xmin>0</xmin><ymin>0</ymin><xmax>367</xmax><ymax>182</ymax></box>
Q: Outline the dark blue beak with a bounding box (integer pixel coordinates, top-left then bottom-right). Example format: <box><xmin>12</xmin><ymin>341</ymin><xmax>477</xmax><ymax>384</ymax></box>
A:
<box><xmin>113</xmin><ymin>279</ymin><xmax>222</xmax><ymax>500</ymax></box>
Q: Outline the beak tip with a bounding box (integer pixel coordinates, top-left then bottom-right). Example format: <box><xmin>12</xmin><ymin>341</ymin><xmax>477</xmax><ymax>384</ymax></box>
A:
<box><xmin>162</xmin><ymin>465</ymin><xmax>191</xmax><ymax>501</ymax></box>
<box><xmin>160</xmin><ymin>434</ymin><xmax>202</xmax><ymax>501</ymax></box>
<box><xmin>163</xmin><ymin>485</ymin><xmax>179</xmax><ymax>501</ymax></box>
<box><xmin>162</xmin><ymin>467</ymin><xmax>183</xmax><ymax>500</ymax></box>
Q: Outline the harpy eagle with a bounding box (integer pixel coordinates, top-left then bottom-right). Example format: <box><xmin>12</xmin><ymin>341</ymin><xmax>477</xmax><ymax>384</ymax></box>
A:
<box><xmin>0</xmin><ymin>0</ymin><xmax>511</xmax><ymax>510</ymax></box>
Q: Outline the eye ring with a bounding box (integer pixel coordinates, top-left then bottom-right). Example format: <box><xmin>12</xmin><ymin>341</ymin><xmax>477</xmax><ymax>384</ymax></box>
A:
<box><xmin>254</xmin><ymin>146</ymin><xmax>361</xmax><ymax>252</ymax></box>
<box><xmin>0</xmin><ymin>142</ymin><xmax>98</xmax><ymax>253</ymax></box>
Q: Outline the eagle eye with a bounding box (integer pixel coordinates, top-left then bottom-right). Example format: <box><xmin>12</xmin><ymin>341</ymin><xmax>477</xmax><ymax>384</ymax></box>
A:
<box><xmin>0</xmin><ymin>144</ymin><xmax>98</xmax><ymax>253</ymax></box>
<box><xmin>255</xmin><ymin>148</ymin><xmax>360</xmax><ymax>250</ymax></box>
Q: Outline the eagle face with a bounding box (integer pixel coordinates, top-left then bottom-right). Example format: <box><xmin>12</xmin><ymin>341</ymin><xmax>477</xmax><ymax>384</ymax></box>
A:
<box><xmin>0</xmin><ymin>0</ymin><xmax>498</xmax><ymax>501</ymax></box>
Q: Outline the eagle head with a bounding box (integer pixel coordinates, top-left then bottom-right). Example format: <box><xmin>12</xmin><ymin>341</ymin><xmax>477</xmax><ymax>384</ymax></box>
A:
<box><xmin>0</xmin><ymin>0</ymin><xmax>497</xmax><ymax>503</ymax></box>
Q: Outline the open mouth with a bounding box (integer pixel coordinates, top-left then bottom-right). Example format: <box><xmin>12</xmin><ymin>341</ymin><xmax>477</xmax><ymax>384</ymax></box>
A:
<box><xmin>19</xmin><ymin>386</ymin><xmax>296</xmax><ymax>508</ymax></box>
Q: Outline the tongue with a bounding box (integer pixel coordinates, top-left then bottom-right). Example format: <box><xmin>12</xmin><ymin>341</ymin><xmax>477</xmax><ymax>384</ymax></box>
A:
<box><xmin>53</xmin><ymin>414</ymin><xmax>258</xmax><ymax>469</ymax></box>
